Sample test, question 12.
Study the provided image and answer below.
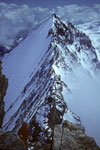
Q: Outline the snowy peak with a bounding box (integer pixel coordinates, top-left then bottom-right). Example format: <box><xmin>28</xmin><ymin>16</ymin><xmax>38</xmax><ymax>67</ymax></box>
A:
<box><xmin>51</xmin><ymin>13</ymin><xmax>76</xmax><ymax>43</ymax></box>
<box><xmin>48</xmin><ymin>14</ymin><xmax>99</xmax><ymax>72</ymax></box>
<box><xmin>1</xmin><ymin>14</ymin><xmax>83</xmax><ymax>131</ymax></box>
<box><xmin>1</xmin><ymin>14</ymin><xmax>100</xmax><ymax>145</ymax></box>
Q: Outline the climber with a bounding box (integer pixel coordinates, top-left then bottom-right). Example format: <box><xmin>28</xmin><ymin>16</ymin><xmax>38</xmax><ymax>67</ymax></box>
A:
<box><xmin>18</xmin><ymin>122</ymin><xmax>30</xmax><ymax>149</ymax></box>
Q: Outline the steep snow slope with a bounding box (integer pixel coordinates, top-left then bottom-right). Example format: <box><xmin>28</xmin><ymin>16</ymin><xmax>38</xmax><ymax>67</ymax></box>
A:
<box><xmin>2</xmin><ymin>17</ymin><xmax>53</xmax><ymax>129</ymax></box>
<box><xmin>1</xmin><ymin>14</ymin><xmax>100</xmax><ymax>146</ymax></box>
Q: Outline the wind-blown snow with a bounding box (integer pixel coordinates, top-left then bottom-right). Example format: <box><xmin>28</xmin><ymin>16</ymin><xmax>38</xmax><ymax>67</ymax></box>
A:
<box><xmin>53</xmin><ymin>63</ymin><xmax>100</xmax><ymax>146</ymax></box>
<box><xmin>2</xmin><ymin>17</ymin><xmax>53</xmax><ymax>127</ymax></box>
<box><xmin>70</xmin><ymin>23</ymin><xmax>100</xmax><ymax>146</ymax></box>
<box><xmin>66</xmin><ymin>71</ymin><xmax>100</xmax><ymax>146</ymax></box>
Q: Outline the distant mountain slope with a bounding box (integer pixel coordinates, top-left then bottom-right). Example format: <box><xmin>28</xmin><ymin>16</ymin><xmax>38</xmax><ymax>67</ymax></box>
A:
<box><xmin>77</xmin><ymin>21</ymin><xmax>100</xmax><ymax>61</ymax></box>
<box><xmin>0</xmin><ymin>29</ymin><xmax>28</xmax><ymax>57</ymax></box>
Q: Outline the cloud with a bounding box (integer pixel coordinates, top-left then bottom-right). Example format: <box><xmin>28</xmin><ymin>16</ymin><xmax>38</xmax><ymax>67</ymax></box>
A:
<box><xmin>0</xmin><ymin>2</ymin><xmax>52</xmax><ymax>47</ymax></box>
<box><xmin>0</xmin><ymin>2</ymin><xmax>100</xmax><ymax>50</ymax></box>
<box><xmin>55</xmin><ymin>5</ymin><xmax>100</xmax><ymax>24</ymax></box>
<box><xmin>66</xmin><ymin>69</ymin><xmax>100</xmax><ymax>146</ymax></box>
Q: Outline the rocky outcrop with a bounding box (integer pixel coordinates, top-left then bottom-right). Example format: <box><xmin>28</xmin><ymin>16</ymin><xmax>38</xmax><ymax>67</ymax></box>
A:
<box><xmin>0</xmin><ymin>60</ymin><xmax>8</xmax><ymax>127</ymax></box>
<box><xmin>0</xmin><ymin>131</ymin><xmax>26</xmax><ymax>150</ymax></box>
<box><xmin>0</xmin><ymin>121</ymin><xmax>99</xmax><ymax>150</ymax></box>
<box><xmin>53</xmin><ymin>120</ymin><xmax>100</xmax><ymax>150</ymax></box>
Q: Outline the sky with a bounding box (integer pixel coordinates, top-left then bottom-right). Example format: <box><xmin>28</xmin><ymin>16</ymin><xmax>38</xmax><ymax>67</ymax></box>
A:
<box><xmin>1</xmin><ymin>0</ymin><xmax>100</xmax><ymax>8</ymax></box>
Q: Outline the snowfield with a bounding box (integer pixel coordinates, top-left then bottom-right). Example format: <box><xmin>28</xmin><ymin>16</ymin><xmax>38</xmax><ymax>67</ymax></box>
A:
<box><xmin>2</xmin><ymin>17</ymin><xmax>53</xmax><ymax>128</ymax></box>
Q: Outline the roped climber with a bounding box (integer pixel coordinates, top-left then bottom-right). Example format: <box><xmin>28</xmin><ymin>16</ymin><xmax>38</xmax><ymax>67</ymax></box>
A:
<box><xmin>18</xmin><ymin>122</ymin><xmax>30</xmax><ymax>149</ymax></box>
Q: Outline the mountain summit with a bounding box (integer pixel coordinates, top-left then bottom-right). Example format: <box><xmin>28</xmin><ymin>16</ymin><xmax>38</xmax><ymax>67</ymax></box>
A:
<box><xmin>1</xmin><ymin>14</ymin><xmax>100</xmax><ymax>146</ymax></box>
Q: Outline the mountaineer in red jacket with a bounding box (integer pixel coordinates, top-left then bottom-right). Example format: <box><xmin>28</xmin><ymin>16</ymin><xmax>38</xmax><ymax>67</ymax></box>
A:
<box><xmin>18</xmin><ymin>122</ymin><xmax>30</xmax><ymax>149</ymax></box>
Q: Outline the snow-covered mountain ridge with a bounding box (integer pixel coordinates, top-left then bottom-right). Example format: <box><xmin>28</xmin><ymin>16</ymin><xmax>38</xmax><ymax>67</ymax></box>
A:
<box><xmin>49</xmin><ymin>14</ymin><xmax>100</xmax><ymax>72</ymax></box>
<box><xmin>1</xmin><ymin>14</ymin><xmax>100</xmax><ymax>146</ymax></box>
<box><xmin>77</xmin><ymin>21</ymin><xmax>100</xmax><ymax>61</ymax></box>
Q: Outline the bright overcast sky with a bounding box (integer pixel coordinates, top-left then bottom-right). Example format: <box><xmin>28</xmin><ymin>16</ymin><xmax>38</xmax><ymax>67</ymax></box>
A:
<box><xmin>1</xmin><ymin>0</ymin><xmax>100</xmax><ymax>8</ymax></box>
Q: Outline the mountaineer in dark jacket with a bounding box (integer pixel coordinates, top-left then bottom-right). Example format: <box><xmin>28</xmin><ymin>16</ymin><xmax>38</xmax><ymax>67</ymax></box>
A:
<box><xmin>18</xmin><ymin>122</ymin><xmax>30</xmax><ymax>149</ymax></box>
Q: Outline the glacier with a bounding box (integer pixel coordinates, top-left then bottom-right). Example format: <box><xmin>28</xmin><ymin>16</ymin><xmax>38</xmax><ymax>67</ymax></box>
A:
<box><xmin>1</xmin><ymin>14</ymin><xmax>100</xmax><ymax>146</ymax></box>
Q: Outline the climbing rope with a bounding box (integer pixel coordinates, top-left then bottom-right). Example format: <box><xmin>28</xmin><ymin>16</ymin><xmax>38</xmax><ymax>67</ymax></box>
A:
<box><xmin>59</xmin><ymin>124</ymin><xmax>64</xmax><ymax>150</ymax></box>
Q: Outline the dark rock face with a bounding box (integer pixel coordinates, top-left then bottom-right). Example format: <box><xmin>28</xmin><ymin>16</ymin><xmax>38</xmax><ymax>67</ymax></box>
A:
<box><xmin>0</xmin><ymin>60</ymin><xmax>8</xmax><ymax>127</ymax></box>
<box><xmin>0</xmin><ymin>131</ymin><xmax>26</xmax><ymax>150</ymax></box>
<box><xmin>31</xmin><ymin>120</ymin><xmax>100</xmax><ymax>150</ymax></box>
<box><xmin>0</xmin><ymin>122</ymin><xmax>99</xmax><ymax>150</ymax></box>
<box><xmin>53</xmin><ymin>120</ymin><xmax>100</xmax><ymax>150</ymax></box>
<box><xmin>0</xmin><ymin>45</ymin><xmax>9</xmax><ymax>57</ymax></box>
